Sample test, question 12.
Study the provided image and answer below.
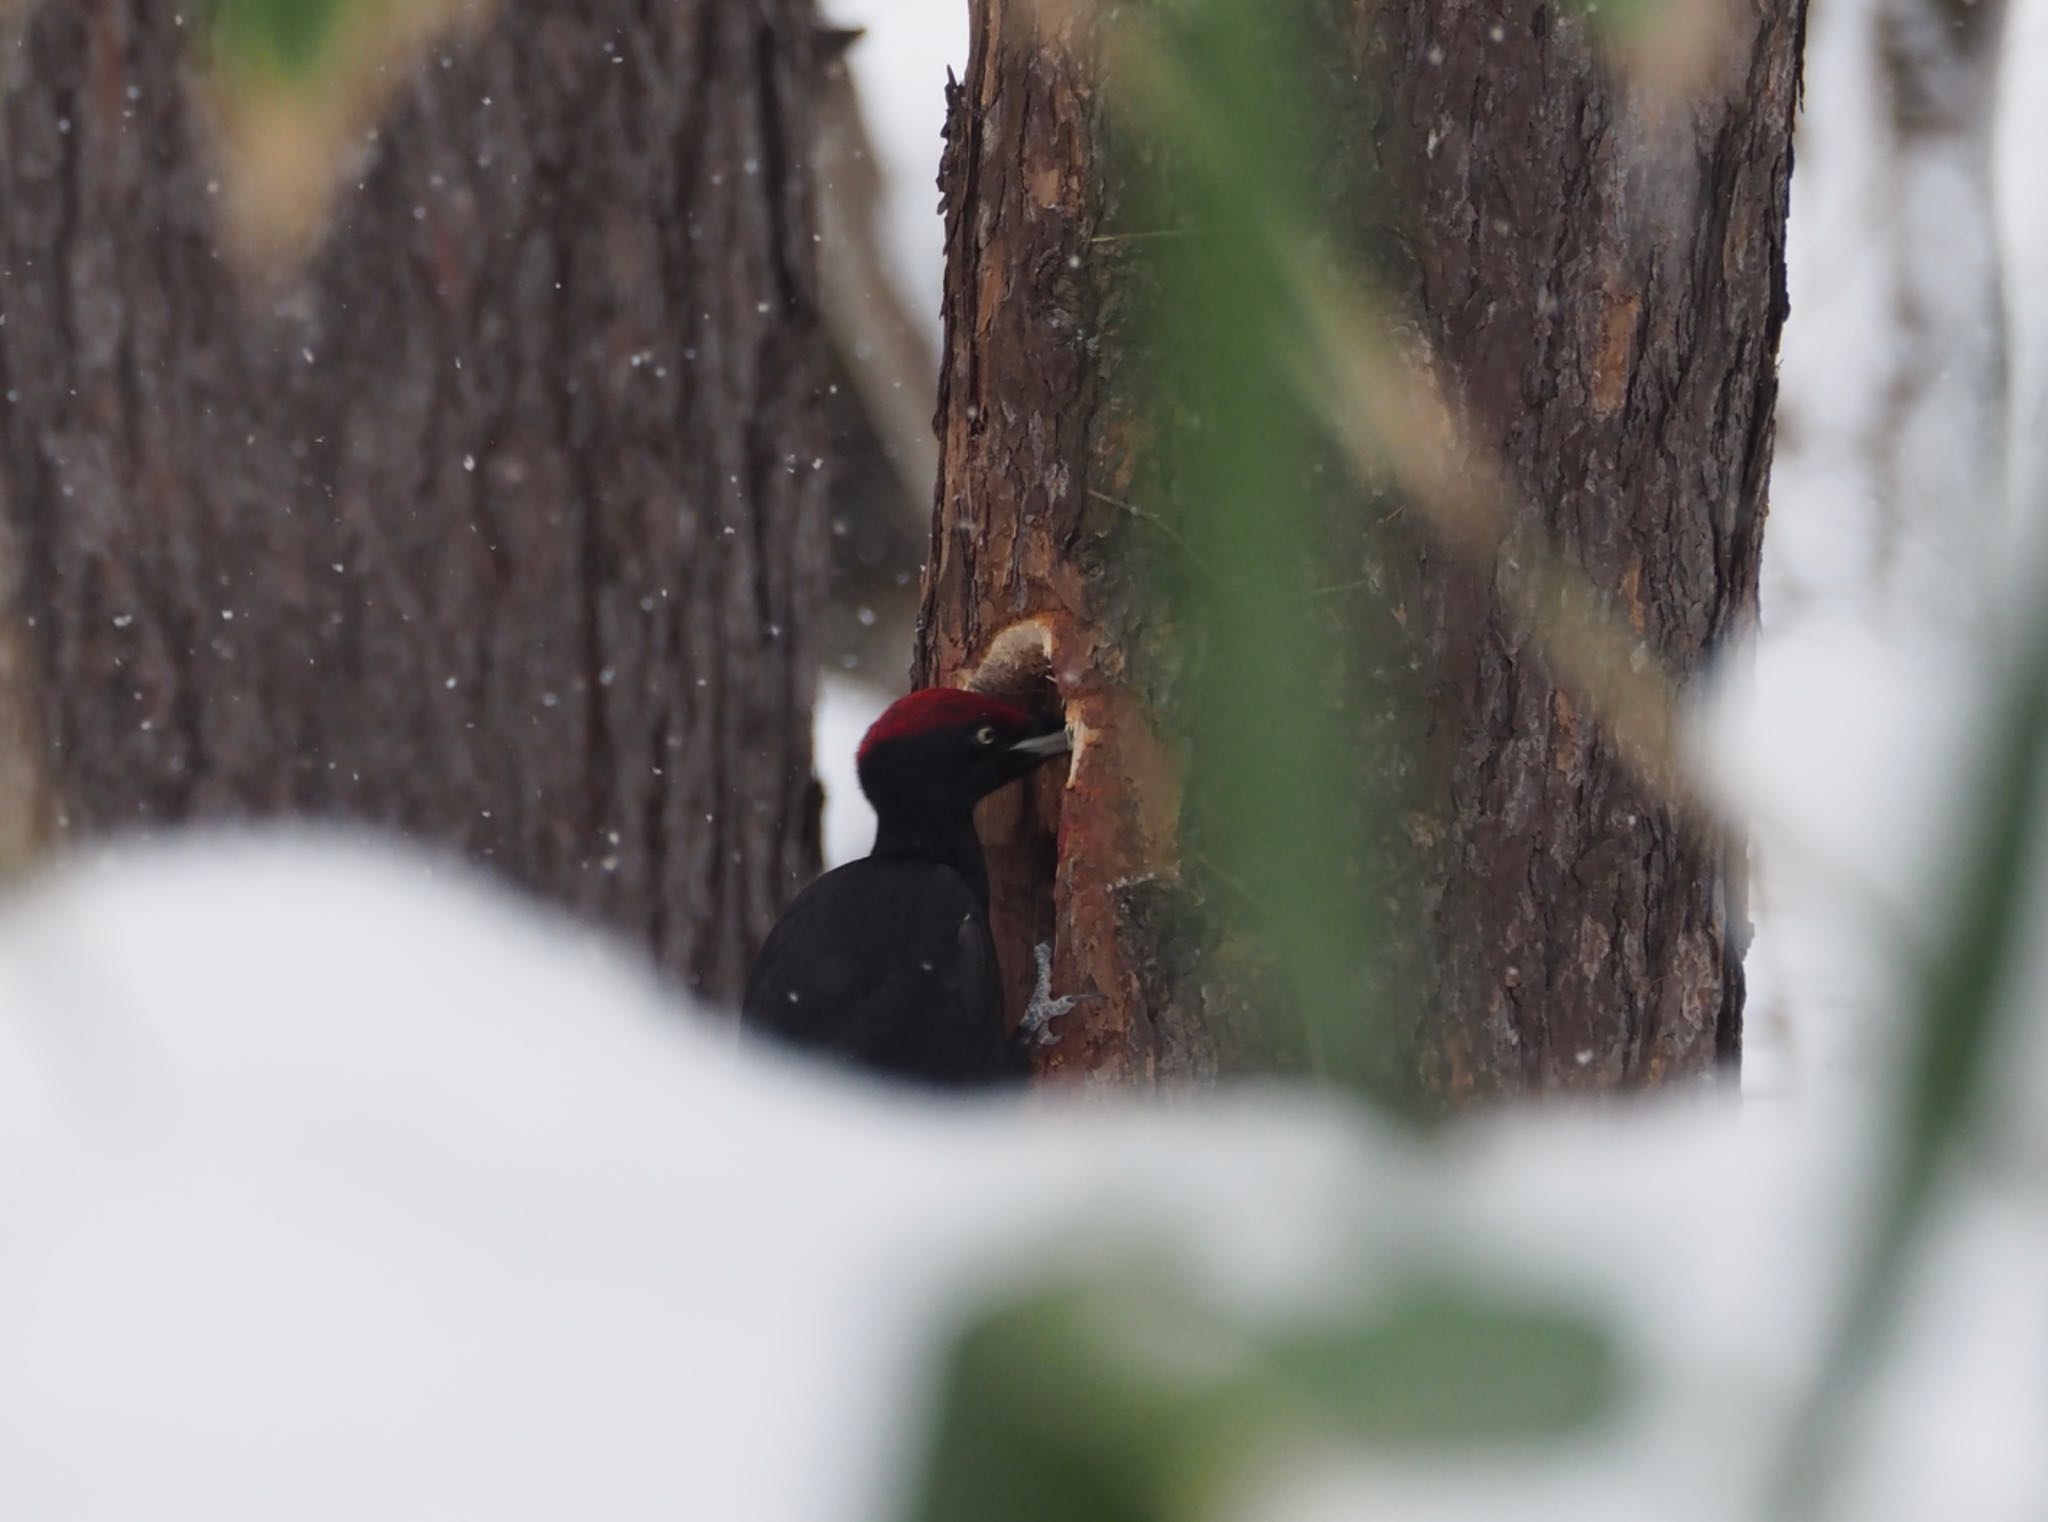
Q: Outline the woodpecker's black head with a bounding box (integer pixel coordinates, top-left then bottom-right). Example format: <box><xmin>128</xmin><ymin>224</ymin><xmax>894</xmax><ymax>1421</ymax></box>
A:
<box><xmin>856</xmin><ymin>688</ymin><xmax>1070</xmax><ymax>825</ymax></box>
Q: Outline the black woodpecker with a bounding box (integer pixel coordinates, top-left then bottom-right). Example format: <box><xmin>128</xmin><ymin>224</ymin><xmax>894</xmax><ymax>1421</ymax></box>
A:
<box><xmin>740</xmin><ymin>688</ymin><xmax>1072</xmax><ymax>1086</ymax></box>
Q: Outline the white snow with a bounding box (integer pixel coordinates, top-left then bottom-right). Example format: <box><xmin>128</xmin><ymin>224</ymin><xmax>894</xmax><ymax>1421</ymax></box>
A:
<box><xmin>1724</xmin><ymin>0</ymin><xmax>2048</xmax><ymax>1102</ymax></box>
<box><xmin>1998</xmin><ymin>0</ymin><xmax>2048</xmax><ymax>540</ymax></box>
<box><xmin>1695</xmin><ymin>611</ymin><xmax>1985</xmax><ymax>1102</ymax></box>
<box><xmin>1</xmin><ymin>830</ymin><xmax>2044</xmax><ymax>1519</ymax></box>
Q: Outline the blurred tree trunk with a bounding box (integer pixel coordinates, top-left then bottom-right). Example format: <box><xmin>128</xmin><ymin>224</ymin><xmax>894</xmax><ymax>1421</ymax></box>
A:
<box><xmin>0</xmin><ymin>0</ymin><xmax>826</xmax><ymax>1000</ymax></box>
<box><xmin>918</xmin><ymin>0</ymin><xmax>1802</xmax><ymax>1096</ymax></box>
<box><xmin>1871</xmin><ymin>0</ymin><xmax>2009</xmax><ymax>612</ymax></box>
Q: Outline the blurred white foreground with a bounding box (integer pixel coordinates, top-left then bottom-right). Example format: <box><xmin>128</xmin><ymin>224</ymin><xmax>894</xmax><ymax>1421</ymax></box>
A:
<box><xmin>1</xmin><ymin>832</ymin><xmax>2042</xmax><ymax>1521</ymax></box>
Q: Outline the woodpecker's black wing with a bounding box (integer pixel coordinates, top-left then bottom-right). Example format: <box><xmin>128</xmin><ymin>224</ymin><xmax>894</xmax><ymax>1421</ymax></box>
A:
<box><xmin>740</xmin><ymin>857</ymin><xmax>1026</xmax><ymax>1087</ymax></box>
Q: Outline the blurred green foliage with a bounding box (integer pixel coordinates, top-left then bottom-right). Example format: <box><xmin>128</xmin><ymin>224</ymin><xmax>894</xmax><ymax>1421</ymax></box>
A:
<box><xmin>1870</xmin><ymin>632</ymin><xmax>2048</xmax><ymax>1331</ymax></box>
<box><xmin>1555</xmin><ymin>0</ymin><xmax>1671</xmax><ymax>40</ymax></box>
<box><xmin>1120</xmin><ymin>0</ymin><xmax>1418</xmax><ymax>1100</ymax></box>
<box><xmin>207</xmin><ymin>0</ymin><xmax>350</xmax><ymax>76</ymax></box>
<box><xmin>908</xmin><ymin>3</ymin><xmax>1617</xmax><ymax>1494</ymax></box>
<box><xmin>910</xmin><ymin>1264</ymin><xmax>1617</xmax><ymax>1522</ymax></box>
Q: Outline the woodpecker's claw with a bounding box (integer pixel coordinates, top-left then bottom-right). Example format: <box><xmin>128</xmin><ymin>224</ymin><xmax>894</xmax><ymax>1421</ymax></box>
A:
<box><xmin>1020</xmin><ymin>941</ymin><xmax>1097</xmax><ymax>1049</ymax></box>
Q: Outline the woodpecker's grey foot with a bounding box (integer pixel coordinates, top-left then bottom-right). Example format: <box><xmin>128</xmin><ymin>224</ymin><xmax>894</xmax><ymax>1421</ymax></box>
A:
<box><xmin>1020</xmin><ymin>941</ymin><xmax>1095</xmax><ymax>1048</ymax></box>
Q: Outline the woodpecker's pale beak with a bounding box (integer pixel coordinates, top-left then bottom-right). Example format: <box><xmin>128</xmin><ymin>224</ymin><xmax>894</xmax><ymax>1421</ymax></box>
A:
<box><xmin>1009</xmin><ymin>727</ymin><xmax>1072</xmax><ymax>759</ymax></box>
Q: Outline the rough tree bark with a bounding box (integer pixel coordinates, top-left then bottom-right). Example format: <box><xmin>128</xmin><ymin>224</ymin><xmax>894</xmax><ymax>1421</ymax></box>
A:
<box><xmin>918</xmin><ymin>0</ymin><xmax>1803</xmax><ymax>1096</ymax></box>
<box><xmin>0</xmin><ymin>0</ymin><xmax>826</xmax><ymax>999</ymax></box>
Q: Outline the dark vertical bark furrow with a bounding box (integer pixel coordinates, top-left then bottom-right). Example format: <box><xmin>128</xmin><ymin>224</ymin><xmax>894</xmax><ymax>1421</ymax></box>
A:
<box><xmin>0</xmin><ymin>0</ymin><xmax>827</xmax><ymax>1001</ymax></box>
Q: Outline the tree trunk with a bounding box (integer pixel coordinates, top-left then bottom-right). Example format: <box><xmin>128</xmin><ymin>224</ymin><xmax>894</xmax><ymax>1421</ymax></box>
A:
<box><xmin>0</xmin><ymin>0</ymin><xmax>827</xmax><ymax>1000</ymax></box>
<box><xmin>919</xmin><ymin>0</ymin><xmax>1802</xmax><ymax>1096</ymax></box>
<box><xmin>1871</xmin><ymin>0</ymin><xmax>2009</xmax><ymax>618</ymax></box>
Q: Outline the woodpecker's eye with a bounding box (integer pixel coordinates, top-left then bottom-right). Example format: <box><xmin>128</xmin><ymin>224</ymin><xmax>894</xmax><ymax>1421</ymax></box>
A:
<box><xmin>974</xmin><ymin>724</ymin><xmax>997</xmax><ymax>746</ymax></box>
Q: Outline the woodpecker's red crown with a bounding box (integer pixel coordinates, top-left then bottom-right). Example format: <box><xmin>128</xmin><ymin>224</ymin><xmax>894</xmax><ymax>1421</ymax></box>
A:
<box><xmin>858</xmin><ymin>689</ymin><xmax>1033</xmax><ymax>762</ymax></box>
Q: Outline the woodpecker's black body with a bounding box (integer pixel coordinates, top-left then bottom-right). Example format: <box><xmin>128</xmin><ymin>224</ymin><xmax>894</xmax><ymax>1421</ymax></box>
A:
<box><xmin>743</xmin><ymin>856</ymin><xmax>1010</xmax><ymax>1083</ymax></box>
<box><xmin>740</xmin><ymin>689</ymin><xmax>1069</xmax><ymax>1086</ymax></box>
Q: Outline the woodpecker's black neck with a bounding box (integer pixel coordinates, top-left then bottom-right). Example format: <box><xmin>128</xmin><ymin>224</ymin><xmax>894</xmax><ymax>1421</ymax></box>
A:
<box><xmin>869</xmin><ymin>809</ymin><xmax>990</xmax><ymax>908</ymax></box>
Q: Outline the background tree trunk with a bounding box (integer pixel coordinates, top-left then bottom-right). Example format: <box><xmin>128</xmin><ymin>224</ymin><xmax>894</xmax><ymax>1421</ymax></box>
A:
<box><xmin>0</xmin><ymin>0</ymin><xmax>826</xmax><ymax>1000</ymax></box>
<box><xmin>918</xmin><ymin>0</ymin><xmax>1802</xmax><ymax>1095</ymax></box>
<box><xmin>1871</xmin><ymin>0</ymin><xmax>2010</xmax><ymax>616</ymax></box>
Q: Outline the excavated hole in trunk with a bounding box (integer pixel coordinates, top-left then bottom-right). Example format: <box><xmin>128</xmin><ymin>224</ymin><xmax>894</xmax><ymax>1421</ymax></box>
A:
<box><xmin>962</xmin><ymin>619</ymin><xmax>1068</xmax><ymax>1047</ymax></box>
